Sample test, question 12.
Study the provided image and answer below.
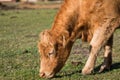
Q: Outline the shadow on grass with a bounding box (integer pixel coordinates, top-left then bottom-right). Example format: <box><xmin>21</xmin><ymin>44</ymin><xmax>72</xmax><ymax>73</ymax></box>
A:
<box><xmin>95</xmin><ymin>62</ymin><xmax>120</xmax><ymax>74</ymax></box>
<box><xmin>54</xmin><ymin>70</ymin><xmax>81</xmax><ymax>78</ymax></box>
<box><xmin>54</xmin><ymin>62</ymin><xmax>120</xmax><ymax>78</ymax></box>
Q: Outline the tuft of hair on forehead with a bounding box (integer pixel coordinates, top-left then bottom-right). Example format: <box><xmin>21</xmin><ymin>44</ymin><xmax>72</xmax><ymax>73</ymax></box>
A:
<box><xmin>40</xmin><ymin>30</ymin><xmax>55</xmax><ymax>46</ymax></box>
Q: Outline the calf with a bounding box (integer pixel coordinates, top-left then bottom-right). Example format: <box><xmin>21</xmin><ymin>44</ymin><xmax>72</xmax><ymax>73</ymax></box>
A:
<box><xmin>38</xmin><ymin>0</ymin><xmax>120</xmax><ymax>78</ymax></box>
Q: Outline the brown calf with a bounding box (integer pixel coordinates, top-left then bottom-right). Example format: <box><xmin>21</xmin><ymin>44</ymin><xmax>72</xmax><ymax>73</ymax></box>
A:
<box><xmin>38</xmin><ymin>0</ymin><xmax>120</xmax><ymax>78</ymax></box>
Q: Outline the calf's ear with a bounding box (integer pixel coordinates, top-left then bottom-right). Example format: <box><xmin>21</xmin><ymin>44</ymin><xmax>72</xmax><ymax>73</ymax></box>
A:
<box><xmin>57</xmin><ymin>35</ymin><xmax>66</xmax><ymax>48</ymax></box>
<box><xmin>62</xmin><ymin>35</ymin><xmax>66</xmax><ymax>48</ymax></box>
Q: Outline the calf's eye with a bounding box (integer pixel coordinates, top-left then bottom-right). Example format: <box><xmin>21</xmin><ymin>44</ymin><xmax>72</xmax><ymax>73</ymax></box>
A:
<box><xmin>48</xmin><ymin>52</ymin><xmax>53</xmax><ymax>56</ymax></box>
<box><xmin>48</xmin><ymin>49</ymin><xmax>56</xmax><ymax>57</ymax></box>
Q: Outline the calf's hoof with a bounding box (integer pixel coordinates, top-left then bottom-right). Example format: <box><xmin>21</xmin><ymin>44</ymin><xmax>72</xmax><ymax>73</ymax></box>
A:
<box><xmin>99</xmin><ymin>64</ymin><xmax>111</xmax><ymax>73</ymax></box>
<box><xmin>82</xmin><ymin>67</ymin><xmax>93</xmax><ymax>75</ymax></box>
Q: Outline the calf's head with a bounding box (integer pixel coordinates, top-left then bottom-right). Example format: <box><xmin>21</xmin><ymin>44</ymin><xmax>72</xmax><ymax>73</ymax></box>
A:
<box><xmin>38</xmin><ymin>30</ymin><xmax>72</xmax><ymax>78</ymax></box>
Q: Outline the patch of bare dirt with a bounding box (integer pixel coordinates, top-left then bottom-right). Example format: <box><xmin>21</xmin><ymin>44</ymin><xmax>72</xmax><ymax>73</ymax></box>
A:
<box><xmin>0</xmin><ymin>2</ymin><xmax>61</xmax><ymax>10</ymax></box>
<box><xmin>0</xmin><ymin>2</ymin><xmax>17</xmax><ymax>10</ymax></box>
<box><xmin>18</xmin><ymin>2</ymin><xmax>61</xmax><ymax>9</ymax></box>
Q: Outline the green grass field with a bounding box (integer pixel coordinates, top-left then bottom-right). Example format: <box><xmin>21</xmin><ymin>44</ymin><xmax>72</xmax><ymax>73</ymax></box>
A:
<box><xmin>0</xmin><ymin>9</ymin><xmax>120</xmax><ymax>80</ymax></box>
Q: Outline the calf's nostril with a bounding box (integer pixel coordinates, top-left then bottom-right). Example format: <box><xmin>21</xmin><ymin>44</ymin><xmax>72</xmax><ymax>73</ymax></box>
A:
<box><xmin>40</xmin><ymin>72</ymin><xmax>45</xmax><ymax>77</ymax></box>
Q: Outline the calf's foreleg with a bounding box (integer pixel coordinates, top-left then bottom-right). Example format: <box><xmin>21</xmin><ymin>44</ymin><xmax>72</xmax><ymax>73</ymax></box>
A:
<box><xmin>82</xmin><ymin>18</ymin><xmax>119</xmax><ymax>75</ymax></box>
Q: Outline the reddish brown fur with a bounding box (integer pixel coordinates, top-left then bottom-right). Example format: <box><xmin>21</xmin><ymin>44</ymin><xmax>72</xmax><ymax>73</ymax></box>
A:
<box><xmin>38</xmin><ymin>0</ymin><xmax>120</xmax><ymax>78</ymax></box>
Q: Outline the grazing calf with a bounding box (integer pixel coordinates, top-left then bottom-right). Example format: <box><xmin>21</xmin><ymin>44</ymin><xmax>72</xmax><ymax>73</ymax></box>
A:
<box><xmin>38</xmin><ymin>0</ymin><xmax>120</xmax><ymax>78</ymax></box>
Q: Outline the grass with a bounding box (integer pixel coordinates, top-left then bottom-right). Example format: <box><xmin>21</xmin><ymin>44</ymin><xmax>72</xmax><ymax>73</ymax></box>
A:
<box><xmin>0</xmin><ymin>9</ymin><xmax>120</xmax><ymax>80</ymax></box>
